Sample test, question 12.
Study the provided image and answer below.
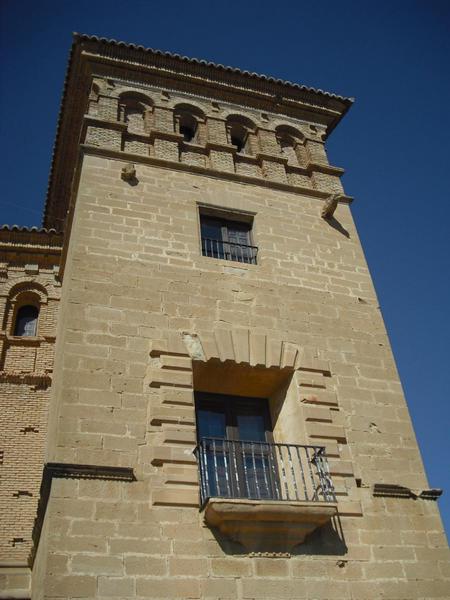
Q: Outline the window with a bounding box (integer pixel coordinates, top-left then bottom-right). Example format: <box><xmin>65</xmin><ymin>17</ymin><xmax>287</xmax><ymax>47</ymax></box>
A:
<box><xmin>200</xmin><ymin>213</ymin><xmax>257</xmax><ymax>264</ymax></box>
<box><xmin>229</xmin><ymin>124</ymin><xmax>248</xmax><ymax>154</ymax></box>
<box><xmin>14</xmin><ymin>305</ymin><xmax>38</xmax><ymax>336</ymax></box>
<box><xmin>118</xmin><ymin>93</ymin><xmax>153</xmax><ymax>134</ymax></box>
<box><xmin>178</xmin><ymin>113</ymin><xmax>197</xmax><ymax>143</ymax></box>
<box><xmin>174</xmin><ymin>104</ymin><xmax>205</xmax><ymax>144</ymax></box>
<box><xmin>226</xmin><ymin>116</ymin><xmax>257</xmax><ymax>155</ymax></box>
<box><xmin>279</xmin><ymin>136</ymin><xmax>298</xmax><ymax>164</ymax></box>
<box><xmin>196</xmin><ymin>393</ymin><xmax>278</xmax><ymax>501</ymax></box>
<box><xmin>276</xmin><ymin>125</ymin><xmax>305</xmax><ymax>167</ymax></box>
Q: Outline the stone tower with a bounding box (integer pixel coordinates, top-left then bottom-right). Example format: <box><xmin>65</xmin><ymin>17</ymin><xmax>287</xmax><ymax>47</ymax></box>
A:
<box><xmin>1</xmin><ymin>34</ymin><xmax>448</xmax><ymax>599</ymax></box>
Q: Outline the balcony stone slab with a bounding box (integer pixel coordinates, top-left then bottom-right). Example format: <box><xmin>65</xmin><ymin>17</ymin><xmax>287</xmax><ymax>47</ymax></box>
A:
<box><xmin>203</xmin><ymin>497</ymin><xmax>337</xmax><ymax>552</ymax></box>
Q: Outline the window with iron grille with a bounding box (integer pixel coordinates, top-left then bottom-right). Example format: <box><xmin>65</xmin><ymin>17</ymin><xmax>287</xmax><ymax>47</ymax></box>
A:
<box><xmin>194</xmin><ymin>392</ymin><xmax>336</xmax><ymax>507</ymax></box>
<box><xmin>200</xmin><ymin>212</ymin><xmax>257</xmax><ymax>265</ymax></box>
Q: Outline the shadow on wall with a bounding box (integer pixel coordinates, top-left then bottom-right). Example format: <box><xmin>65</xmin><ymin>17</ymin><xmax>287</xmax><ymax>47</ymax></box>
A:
<box><xmin>209</xmin><ymin>514</ymin><xmax>347</xmax><ymax>556</ymax></box>
<box><xmin>324</xmin><ymin>216</ymin><xmax>350</xmax><ymax>239</ymax></box>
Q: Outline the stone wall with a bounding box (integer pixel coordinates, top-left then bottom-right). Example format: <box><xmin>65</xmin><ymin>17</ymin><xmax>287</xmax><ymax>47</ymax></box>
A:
<box><xmin>34</xmin><ymin>155</ymin><xmax>449</xmax><ymax>599</ymax></box>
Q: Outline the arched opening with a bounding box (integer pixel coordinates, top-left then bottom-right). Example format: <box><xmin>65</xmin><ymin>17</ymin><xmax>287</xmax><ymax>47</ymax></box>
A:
<box><xmin>118</xmin><ymin>93</ymin><xmax>153</xmax><ymax>134</ymax></box>
<box><xmin>179</xmin><ymin>113</ymin><xmax>198</xmax><ymax>142</ymax></box>
<box><xmin>229</xmin><ymin>124</ymin><xmax>248</xmax><ymax>153</ymax></box>
<box><xmin>276</xmin><ymin>125</ymin><xmax>305</xmax><ymax>166</ymax></box>
<box><xmin>174</xmin><ymin>104</ymin><xmax>205</xmax><ymax>144</ymax></box>
<box><xmin>279</xmin><ymin>135</ymin><xmax>297</xmax><ymax>164</ymax></box>
<box><xmin>226</xmin><ymin>116</ymin><xmax>257</xmax><ymax>155</ymax></box>
<box><xmin>14</xmin><ymin>305</ymin><xmax>39</xmax><ymax>336</ymax></box>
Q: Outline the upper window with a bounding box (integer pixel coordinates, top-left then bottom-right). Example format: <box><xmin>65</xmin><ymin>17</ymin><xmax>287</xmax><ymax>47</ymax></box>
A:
<box><xmin>14</xmin><ymin>305</ymin><xmax>39</xmax><ymax>336</ymax></box>
<box><xmin>118</xmin><ymin>93</ymin><xmax>153</xmax><ymax>134</ymax></box>
<box><xmin>279</xmin><ymin>136</ymin><xmax>298</xmax><ymax>164</ymax></box>
<box><xmin>174</xmin><ymin>104</ymin><xmax>205</xmax><ymax>145</ymax></box>
<box><xmin>276</xmin><ymin>125</ymin><xmax>305</xmax><ymax>167</ymax></box>
<box><xmin>178</xmin><ymin>113</ymin><xmax>198</xmax><ymax>143</ymax></box>
<box><xmin>200</xmin><ymin>213</ymin><xmax>257</xmax><ymax>265</ymax></box>
<box><xmin>226</xmin><ymin>116</ymin><xmax>257</xmax><ymax>155</ymax></box>
<box><xmin>229</xmin><ymin>124</ymin><xmax>248</xmax><ymax>154</ymax></box>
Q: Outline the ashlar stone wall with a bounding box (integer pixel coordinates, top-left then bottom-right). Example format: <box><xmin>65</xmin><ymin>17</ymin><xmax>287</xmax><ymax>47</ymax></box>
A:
<box><xmin>34</xmin><ymin>154</ymin><xmax>449</xmax><ymax>599</ymax></box>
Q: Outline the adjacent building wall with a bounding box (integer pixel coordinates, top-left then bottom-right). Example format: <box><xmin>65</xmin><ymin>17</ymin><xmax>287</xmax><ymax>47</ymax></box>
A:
<box><xmin>0</xmin><ymin>228</ymin><xmax>62</xmax><ymax>597</ymax></box>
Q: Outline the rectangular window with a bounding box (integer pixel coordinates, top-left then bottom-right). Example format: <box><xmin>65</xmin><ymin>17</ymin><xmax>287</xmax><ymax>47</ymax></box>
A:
<box><xmin>195</xmin><ymin>392</ymin><xmax>279</xmax><ymax>501</ymax></box>
<box><xmin>200</xmin><ymin>213</ymin><xmax>257</xmax><ymax>265</ymax></box>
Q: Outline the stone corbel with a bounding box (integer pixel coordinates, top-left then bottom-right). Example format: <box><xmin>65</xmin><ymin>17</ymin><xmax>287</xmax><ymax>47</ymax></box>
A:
<box><xmin>204</xmin><ymin>498</ymin><xmax>337</xmax><ymax>552</ymax></box>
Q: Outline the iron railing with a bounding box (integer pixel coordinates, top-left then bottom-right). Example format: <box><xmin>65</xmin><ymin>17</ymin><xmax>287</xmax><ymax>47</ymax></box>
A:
<box><xmin>195</xmin><ymin>438</ymin><xmax>336</xmax><ymax>508</ymax></box>
<box><xmin>201</xmin><ymin>237</ymin><xmax>258</xmax><ymax>264</ymax></box>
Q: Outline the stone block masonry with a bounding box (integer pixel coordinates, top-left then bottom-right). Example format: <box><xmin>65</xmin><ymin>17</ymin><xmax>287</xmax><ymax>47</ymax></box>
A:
<box><xmin>37</xmin><ymin>154</ymin><xmax>449</xmax><ymax>597</ymax></box>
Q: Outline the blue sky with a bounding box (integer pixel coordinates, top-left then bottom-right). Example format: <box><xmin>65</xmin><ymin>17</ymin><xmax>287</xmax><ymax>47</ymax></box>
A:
<box><xmin>1</xmin><ymin>1</ymin><xmax>449</xmax><ymax>537</ymax></box>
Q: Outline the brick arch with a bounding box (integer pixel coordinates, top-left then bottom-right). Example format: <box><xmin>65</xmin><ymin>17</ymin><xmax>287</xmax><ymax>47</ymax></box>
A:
<box><xmin>275</xmin><ymin>123</ymin><xmax>305</xmax><ymax>141</ymax></box>
<box><xmin>225</xmin><ymin>113</ymin><xmax>257</xmax><ymax>132</ymax></box>
<box><xmin>221</xmin><ymin>108</ymin><xmax>262</xmax><ymax>125</ymax></box>
<box><xmin>2</xmin><ymin>281</ymin><xmax>49</xmax><ymax>335</ymax></box>
<box><xmin>173</xmin><ymin>101</ymin><xmax>206</xmax><ymax>119</ymax></box>
<box><xmin>117</xmin><ymin>89</ymin><xmax>155</xmax><ymax>106</ymax></box>
<box><xmin>4</xmin><ymin>280</ymin><xmax>49</xmax><ymax>304</ymax></box>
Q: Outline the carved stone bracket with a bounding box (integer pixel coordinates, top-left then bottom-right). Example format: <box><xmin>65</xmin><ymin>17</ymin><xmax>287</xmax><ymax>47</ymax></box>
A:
<box><xmin>203</xmin><ymin>498</ymin><xmax>337</xmax><ymax>552</ymax></box>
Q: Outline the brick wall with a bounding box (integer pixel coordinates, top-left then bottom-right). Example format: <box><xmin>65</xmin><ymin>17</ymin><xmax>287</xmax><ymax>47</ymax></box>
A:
<box><xmin>0</xmin><ymin>231</ymin><xmax>62</xmax><ymax>597</ymax></box>
<box><xmin>83</xmin><ymin>77</ymin><xmax>346</xmax><ymax>196</ymax></box>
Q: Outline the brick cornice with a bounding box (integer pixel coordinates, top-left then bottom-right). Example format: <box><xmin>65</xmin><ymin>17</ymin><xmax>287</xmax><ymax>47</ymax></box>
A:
<box><xmin>43</xmin><ymin>34</ymin><xmax>353</xmax><ymax>230</ymax></box>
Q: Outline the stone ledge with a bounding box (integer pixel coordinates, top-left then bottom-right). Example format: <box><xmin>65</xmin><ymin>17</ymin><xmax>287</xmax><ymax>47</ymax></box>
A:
<box><xmin>203</xmin><ymin>497</ymin><xmax>337</xmax><ymax>552</ymax></box>
<box><xmin>80</xmin><ymin>144</ymin><xmax>354</xmax><ymax>203</ymax></box>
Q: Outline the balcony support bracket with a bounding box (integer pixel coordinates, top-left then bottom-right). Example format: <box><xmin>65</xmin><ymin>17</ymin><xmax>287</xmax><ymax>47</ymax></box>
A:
<box><xmin>203</xmin><ymin>497</ymin><xmax>337</xmax><ymax>553</ymax></box>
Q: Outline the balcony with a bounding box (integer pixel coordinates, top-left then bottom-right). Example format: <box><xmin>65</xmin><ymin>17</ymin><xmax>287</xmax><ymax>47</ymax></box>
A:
<box><xmin>201</xmin><ymin>237</ymin><xmax>258</xmax><ymax>264</ymax></box>
<box><xmin>195</xmin><ymin>438</ymin><xmax>337</xmax><ymax>552</ymax></box>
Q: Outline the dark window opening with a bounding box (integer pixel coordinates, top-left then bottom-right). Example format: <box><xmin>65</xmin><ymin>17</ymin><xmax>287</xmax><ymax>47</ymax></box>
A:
<box><xmin>180</xmin><ymin>124</ymin><xmax>195</xmax><ymax>142</ymax></box>
<box><xmin>178</xmin><ymin>114</ymin><xmax>198</xmax><ymax>143</ymax></box>
<box><xmin>14</xmin><ymin>305</ymin><xmax>39</xmax><ymax>337</ymax></box>
<box><xmin>231</xmin><ymin>134</ymin><xmax>245</xmax><ymax>152</ymax></box>
<box><xmin>195</xmin><ymin>393</ymin><xmax>278</xmax><ymax>501</ymax></box>
<box><xmin>229</xmin><ymin>124</ymin><xmax>248</xmax><ymax>154</ymax></box>
<box><xmin>200</xmin><ymin>213</ymin><xmax>257</xmax><ymax>264</ymax></box>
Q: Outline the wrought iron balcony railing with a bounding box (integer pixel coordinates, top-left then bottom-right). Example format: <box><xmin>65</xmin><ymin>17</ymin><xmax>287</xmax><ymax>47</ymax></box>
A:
<box><xmin>201</xmin><ymin>237</ymin><xmax>258</xmax><ymax>264</ymax></box>
<box><xmin>195</xmin><ymin>438</ymin><xmax>336</xmax><ymax>508</ymax></box>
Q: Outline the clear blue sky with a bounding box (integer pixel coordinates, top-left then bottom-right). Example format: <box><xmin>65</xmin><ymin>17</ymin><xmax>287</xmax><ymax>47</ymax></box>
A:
<box><xmin>1</xmin><ymin>1</ymin><xmax>449</xmax><ymax>537</ymax></box>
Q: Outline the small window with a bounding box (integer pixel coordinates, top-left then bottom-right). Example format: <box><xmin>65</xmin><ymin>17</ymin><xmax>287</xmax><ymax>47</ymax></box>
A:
<box><xmin>279</xmin><ymin>137</ymin><xmax>298</xmax><ymax>164</ymax></box>
<box><xmin>118</xmin><ymin>93</ymin><xmax>153</xmax><ymax>134</ymax></box>
<box><xmin>229</xmin><ymin>124</ymin><xmax>248</xmax><ymax>154</ymax></box>
<box><xmin>14</xmin><ymin>305</ymin><xmax>39</xmax><ymax>336</ymax></box>
<box><xmin>177</xmin><ymin>113</ymin><xmax>198</xmax><ymax>143</ymax></box>
<box><xmin>200</xmin><ymin>213</ymin><xmax>257</xmax><ymax>264</ymax></box>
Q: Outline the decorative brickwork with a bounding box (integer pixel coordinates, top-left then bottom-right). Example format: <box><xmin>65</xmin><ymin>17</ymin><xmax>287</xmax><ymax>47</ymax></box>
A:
<box><xmin>81</xmin><ymin>75</ymin><xmax>348</xmax><ymax>197</ymax></box>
